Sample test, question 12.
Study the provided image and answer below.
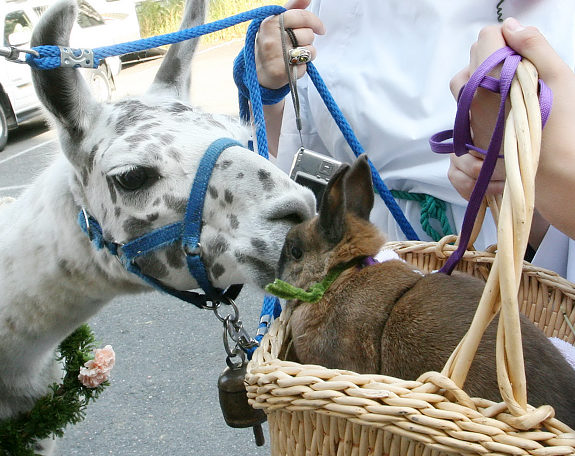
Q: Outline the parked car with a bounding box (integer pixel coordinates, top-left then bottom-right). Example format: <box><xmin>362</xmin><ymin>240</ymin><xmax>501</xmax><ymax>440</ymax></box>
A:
<box><xmin>0</xmin><ymin>0</ymin><xmax>141</xmax><ymax>150</ymax></box>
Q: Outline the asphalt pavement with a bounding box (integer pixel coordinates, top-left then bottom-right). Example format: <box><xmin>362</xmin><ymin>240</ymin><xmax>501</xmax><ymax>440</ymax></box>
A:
<box><xmin>1</xmin><ymin>40</ymin><xmax>275</xmax><ymax>455</ymax></box>
<box><xmin>57</xmin><ymin>287</ymin><xmax>272</xmax><ymax>456</ymax></box>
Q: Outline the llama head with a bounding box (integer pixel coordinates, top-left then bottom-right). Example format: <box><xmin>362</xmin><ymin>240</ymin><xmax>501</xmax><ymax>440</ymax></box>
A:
<box><xmin>30</xmin><ymin>0</ymin><xmax>315</xmax><ymax>290</ymax></box>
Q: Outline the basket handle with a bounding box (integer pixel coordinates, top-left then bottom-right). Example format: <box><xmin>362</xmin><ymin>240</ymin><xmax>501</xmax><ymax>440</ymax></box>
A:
<box><xmin>442</xmin><ymin>59</ymin><xmax>542</xmax><ymax>418</ymax></box>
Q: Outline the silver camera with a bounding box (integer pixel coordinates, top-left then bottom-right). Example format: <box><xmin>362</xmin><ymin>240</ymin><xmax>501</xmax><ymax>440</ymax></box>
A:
<box><xmin>289</xmin><ymin>148</ymin><xmax>344</xmax><ymax>209</ymax></box>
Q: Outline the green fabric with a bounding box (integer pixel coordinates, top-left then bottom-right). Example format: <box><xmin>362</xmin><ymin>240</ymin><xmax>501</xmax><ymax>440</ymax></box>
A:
<box><xmin>391</xmin><ymin>190</ymin><xmax>454</xmax><ymax>242</ymax></box>
<box><xmin>265</xmin><ymin>262</ymin><xmax>355</xmax><ymax>303</ymax></box>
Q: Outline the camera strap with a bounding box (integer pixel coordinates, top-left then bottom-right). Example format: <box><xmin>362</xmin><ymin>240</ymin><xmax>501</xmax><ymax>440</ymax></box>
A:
<box><xmin>279</xmin><ymin>14</ymin><xmax>304</xmax><ymax>147</ymax></box>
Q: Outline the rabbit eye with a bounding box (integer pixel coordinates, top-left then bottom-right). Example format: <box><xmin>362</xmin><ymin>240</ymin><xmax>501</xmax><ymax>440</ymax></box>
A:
<box><xmin>290</xmin><ymin>245</ymin><xmax>303</xmax><ymax>260</ymax></box>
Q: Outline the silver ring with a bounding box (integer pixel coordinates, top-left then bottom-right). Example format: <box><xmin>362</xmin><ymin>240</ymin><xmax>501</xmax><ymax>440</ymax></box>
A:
<box><xmin>288</xmin><ymin>47</ymin><xmax>311</xmax><ymax>65</ymax></box>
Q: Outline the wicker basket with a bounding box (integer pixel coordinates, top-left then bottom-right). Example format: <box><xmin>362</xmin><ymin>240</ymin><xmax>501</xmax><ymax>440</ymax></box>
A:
<box><xmin>246</xmin><ymin>60</ymin><xmax>575</xmax><ymax>455</ymax></box>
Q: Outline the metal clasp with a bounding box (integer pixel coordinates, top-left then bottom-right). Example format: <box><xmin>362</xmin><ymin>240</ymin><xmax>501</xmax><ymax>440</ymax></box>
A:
<box><xmin>209</xmin><ymin>297</ymin><xmax>259</xmax><ymax>368</ymax></box>
<box><xmin>0</xmin><ymin>46</ymin><xmax>39</xmax><ymax>64</ymax></box>
<box><xmin>183</xmin><ymin>242</ymin><xmax>202</xmax><ymax>257</ymax></box>
<box><xmin>59</xmin><ymin>47</ymin><xmax>95</xmax><ymax>68</ymax></box>
<box><xmin>81</xmin><ymin>208</ymin><xmax>93</xmax><ymax>241</ymax></box>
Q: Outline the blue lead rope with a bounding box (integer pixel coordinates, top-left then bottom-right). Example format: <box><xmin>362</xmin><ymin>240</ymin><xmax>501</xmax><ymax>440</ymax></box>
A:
<box><xmin>233</xmin><ymin>18</ymin><xmax>419</xmax><ymax>241</ymax></box>
<box><xmin>26</xmin><ymin>6</ymin><xmax>287</xmax><ymax>70</ymax></box>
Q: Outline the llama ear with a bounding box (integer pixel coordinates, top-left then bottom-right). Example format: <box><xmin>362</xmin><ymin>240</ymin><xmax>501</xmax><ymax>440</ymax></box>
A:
<box><xmin>318</xmin><ymin>164</ymin><xmax>350</xmax><ymax>244</ymax></box>
<box><xmin>344</xmin><ymin>154</ymin><xmax>374</xmax><ymax>221</ymax></box>
<box><xmin>30</xmin><ymin>0</ymin><xmax>97</xmax><ymax>143</ymax></box>
<box><xmin>149</xmin><ymin>0</ymin><xmax>206</xmax><ymax>100</ymax></box>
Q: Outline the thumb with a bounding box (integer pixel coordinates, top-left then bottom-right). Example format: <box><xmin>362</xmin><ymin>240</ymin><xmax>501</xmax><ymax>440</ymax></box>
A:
<box><xmin>283</xmin><ymin>0</ymin><xmax>311</xmax><ymax>10</ymax></box>
<box><xmin>502</xmin><ymin>18</ymin><xmax>569</xmax><ymax>80</ymax></box>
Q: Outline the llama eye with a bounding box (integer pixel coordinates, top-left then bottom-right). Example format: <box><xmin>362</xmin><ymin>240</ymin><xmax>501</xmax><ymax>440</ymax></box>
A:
<box><xmin>290</xmin><ymin>245</ymin><xmax>303</xmax><ymax>260</ymax></box>
<box><xmin>114</xmin><ymin>168</ymin><xmax>150</xmax><ymax>191</ymax></box>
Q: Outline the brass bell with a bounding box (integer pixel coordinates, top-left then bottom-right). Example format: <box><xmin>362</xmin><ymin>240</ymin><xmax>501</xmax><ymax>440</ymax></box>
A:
<box><xmin>217</xmin><ymin>362</ymin><xmax>267</xmax><ymax>446</ymax></box>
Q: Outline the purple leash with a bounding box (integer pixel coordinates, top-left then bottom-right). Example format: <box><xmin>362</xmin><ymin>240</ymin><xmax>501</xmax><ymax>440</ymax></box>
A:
<box><xmin>429</xmin><ymin>46</ymin><xmax>552</xmax><ymax>275</ymax></box>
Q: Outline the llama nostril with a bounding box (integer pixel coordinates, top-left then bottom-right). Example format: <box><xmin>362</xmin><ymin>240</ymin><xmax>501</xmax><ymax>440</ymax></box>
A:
<box><xmin>266</xmin><ymin>198</ymin><xmax>313</xmax><ymax>226</ymax></box>
<box><xmin>272</xmin><ymin>211</ymin><xmax>305</xmax><ymax>226</ymax></box>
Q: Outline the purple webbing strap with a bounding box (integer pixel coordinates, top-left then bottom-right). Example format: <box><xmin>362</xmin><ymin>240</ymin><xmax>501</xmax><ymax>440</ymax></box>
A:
<box><xmin>429</xmin><ymin>47</ymin><xmax>552</xmax><ymax>275</ymax></box>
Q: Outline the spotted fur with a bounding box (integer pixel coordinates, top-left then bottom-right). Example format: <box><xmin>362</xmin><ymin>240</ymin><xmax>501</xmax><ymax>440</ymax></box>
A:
<box><xmin>0</xmin><ymin>0</ymin><xmax>314</xmax><ymax>452</ymax></box>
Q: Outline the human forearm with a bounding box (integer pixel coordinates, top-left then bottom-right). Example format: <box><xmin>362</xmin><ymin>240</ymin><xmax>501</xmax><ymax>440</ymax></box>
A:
<box><xmin>263</xmin><ymin>100</ymin><xmax>285</xmax><ymax>157</ymax></box>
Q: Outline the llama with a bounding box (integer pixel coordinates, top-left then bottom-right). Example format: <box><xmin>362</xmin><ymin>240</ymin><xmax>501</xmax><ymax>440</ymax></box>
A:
<box><xmin>0</xmin><ymin>0</ymin><xmax>315</xmax><ymax>452</ymax></box>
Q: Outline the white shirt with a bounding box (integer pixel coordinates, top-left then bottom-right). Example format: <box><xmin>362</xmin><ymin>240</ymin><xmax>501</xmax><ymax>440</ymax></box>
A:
<box><xmin>275</xmin><ymin>0</ymin><xmax>575</xmax><ymax>256</ymax></box>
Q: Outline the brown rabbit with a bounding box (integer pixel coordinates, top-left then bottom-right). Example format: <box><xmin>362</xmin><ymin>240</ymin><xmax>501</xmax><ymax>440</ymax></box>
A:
<box><xmin>275</xmin><ymin>154</ymin><xmax>575</xmax><ymax>428</ymax></box>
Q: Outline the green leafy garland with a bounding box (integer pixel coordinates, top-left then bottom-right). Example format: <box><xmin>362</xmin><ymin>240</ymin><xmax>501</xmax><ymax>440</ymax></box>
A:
<box><xmin>265</xmin><ymin>260</ymin><xmax>359</xmax><ymax>304</ymax></box>
<box><xmin>0</xmin><ymin>325</ymin><xmax>109</xmax><ymax>456</ymax></box>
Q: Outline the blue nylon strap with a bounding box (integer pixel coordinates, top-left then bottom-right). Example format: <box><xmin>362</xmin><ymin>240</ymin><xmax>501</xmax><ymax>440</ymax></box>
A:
<box><xmin>77</xmin><ymin>138</ymin><xmax>243</xmax><ymax>307</ymax></box>
<box><xmin>77</xmin><ymin>210</ymin><xmax>119</xmax><ymax>255</ymax></box>
<box><xmin>26</xmin><ymin>6</ymin><xmax>287</xmax><ymax>70</ymax></box>
<box><xmin>120</xmin><ymin>222</ymin><xmax>182</xmax><ymax>262</ymax></box>
<box><xmin>78</xmin><ymin>210</ymin><xmax>214</xmax><ymax>307</ymax></box>
<box><xmin>183</xmin><ymin>137</ymin><xmax>242</xmax><ymax>295</ymax></box>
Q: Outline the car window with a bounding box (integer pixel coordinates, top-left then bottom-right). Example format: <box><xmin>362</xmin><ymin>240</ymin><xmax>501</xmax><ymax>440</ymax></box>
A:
<box><xmin>33</xmin><ymin>1</ymin><xmax>105</xmax><ymax>29</ymax></box>
<box><xmin>77</xmin><ymin>0</ymin><xmax>105</xmax><ymax>28</ymax></box>
<box><xmin>4</xmin><ymin>10</ymin><xmax>33</xmax><ymax>47</ymax></box>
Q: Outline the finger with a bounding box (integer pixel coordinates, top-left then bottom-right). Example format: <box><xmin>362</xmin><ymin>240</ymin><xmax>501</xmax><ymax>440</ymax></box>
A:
<box><xmin>450</xmin><ymin>67</ymin><xmax>470</xmax><ymax>100</ymax></box>
<box><xmin>283</xmin><ymin>0</ymin><xmax>311</xmax><ymax>10</ymax></box>
<box><xmin>501</xmin><ymin>18</ymin><xmax>572</xmax><ymax>81</ymax></box>
<box><xmin>470</xmin><ymin>25</ymin><xmax>506</xmax><ymax>71</ymax></box>
<box><xmin>448</xmin><ymin>155</ymin><xmax>506</xmax><ymax>200</ymax></box>
<box><xmin>286</xmin><ymin>28</ymin><xmax>316</xmax><ymax>47</ymax></box>
<box><xmin>466</xmin><ymin>149</ymin><xmax>507</xmax><ymax>181</ymax></box>
<box><xmin>448</xmin><ymin>159</ymin><xmax>477</xmax><ymax>201</ymax></box>
<box><xmin>451</xmin><ymin>151</ymin><xmax>506</xmax><ymax>181</ymax></box>
<box><xmin>281</xmin><ymin>9</ymin><xmax>325</xmax><ymax>35</ymax></box>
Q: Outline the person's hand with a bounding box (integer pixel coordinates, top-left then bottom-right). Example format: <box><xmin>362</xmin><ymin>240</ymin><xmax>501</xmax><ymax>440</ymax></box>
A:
<box><xmin>255</xmin><ymin>0</ymin><xmax>325</xmax><ymax>90</ymax></box>
<box><xmin>448</xmin><ymin>23</ymin><xmax>508</xmax><ymax>201</ymax></box>
<box><xmin>449</xmin><ymin>18</ymin><xmax>575</xmax><ymax>239</ymax></box>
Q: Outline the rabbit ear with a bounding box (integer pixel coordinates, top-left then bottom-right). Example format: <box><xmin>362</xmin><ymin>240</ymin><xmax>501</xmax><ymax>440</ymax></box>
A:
<box><xmin>318</xmin><ymin>163</ymin><xmax>350</xmax><ymax>244</ymax></box>
<box><xmin>344</xmin><ymin>154</ymin><xmax>374</xmax><ymax>221</ymax></box>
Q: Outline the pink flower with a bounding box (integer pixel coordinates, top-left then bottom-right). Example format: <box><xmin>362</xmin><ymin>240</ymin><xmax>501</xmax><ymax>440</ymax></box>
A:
<box><xmin>78</xmin><ymin>345</ymin><xmax>115</xmax><ymax>388</ymax></box>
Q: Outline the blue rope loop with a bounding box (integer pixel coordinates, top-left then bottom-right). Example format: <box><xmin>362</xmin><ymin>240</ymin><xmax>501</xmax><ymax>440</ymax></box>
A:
<box><xmin>26</xmin><ymin>5</ymin><xmax>287</xmax><ymax>70</ymax></box>
<box><xmin>233</xmin><ymin>52</ymin><xmax>290</xmax><ymax>117</ymax></box>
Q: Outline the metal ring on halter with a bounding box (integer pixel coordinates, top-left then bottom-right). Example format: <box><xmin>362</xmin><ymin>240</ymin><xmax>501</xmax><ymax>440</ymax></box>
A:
<box><xmin>288</xmin><ymin>47</ymin><xmax>311</xmax><ymax>65</ymax></box>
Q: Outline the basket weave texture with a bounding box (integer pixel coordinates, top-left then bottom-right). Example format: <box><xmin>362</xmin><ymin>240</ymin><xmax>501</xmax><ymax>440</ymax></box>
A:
<box><xmin>246</xmin><ymin>60</ymin><xmax>575</xmax><ymax>455</ymax></box>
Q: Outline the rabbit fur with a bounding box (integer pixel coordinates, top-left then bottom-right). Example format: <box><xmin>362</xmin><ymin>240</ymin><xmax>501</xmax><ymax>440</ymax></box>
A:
<box><xmin>276</xmin><ymin>154</ymin><xmax>575</xmax><ymax>428</ymax></box>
